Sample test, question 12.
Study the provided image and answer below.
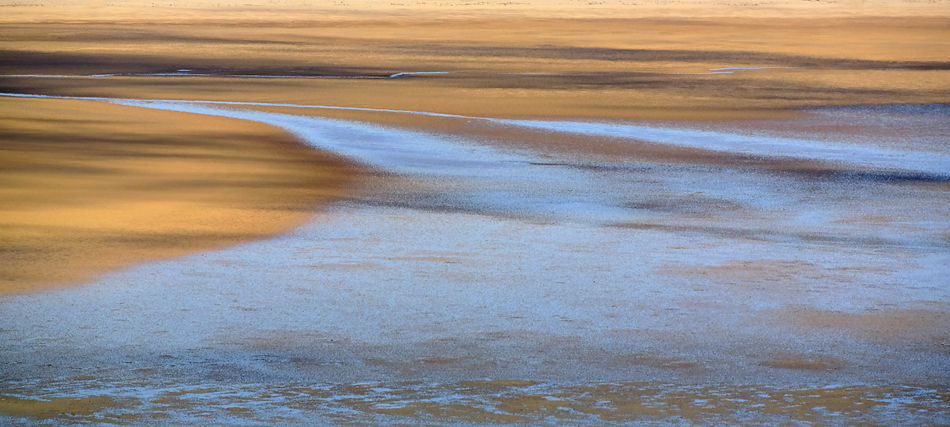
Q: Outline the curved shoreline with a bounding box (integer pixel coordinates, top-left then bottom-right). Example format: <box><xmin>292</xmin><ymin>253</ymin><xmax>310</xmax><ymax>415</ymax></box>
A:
<box><xmin>5</xmin><ymin>92</ymin><xmax>947</xmax><ymax>176</ymax></box>
<box><xmin>0</xmin><ymin>97</ymin><xmax>361</xmax><ymax>294</ymax></box>
<box><xmin>1</xmin><ymin>8</ymin><xmax>948</xmax><ymax>424</ymax></box>
<box><xmin>1</xmin><ymin>95</ymin><xmax>947</xmax><ymax>425</ymax></box>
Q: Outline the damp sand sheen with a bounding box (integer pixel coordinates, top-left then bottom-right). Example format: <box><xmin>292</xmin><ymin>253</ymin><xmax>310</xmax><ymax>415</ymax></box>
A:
<box><xmin>1</xmin><ymin>2</ymin><xmax>950</xmax><ymax>426</ymax></box>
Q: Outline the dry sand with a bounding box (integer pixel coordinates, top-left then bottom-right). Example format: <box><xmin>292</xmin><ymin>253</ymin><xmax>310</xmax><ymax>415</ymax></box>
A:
<box><xmin>0</xmin><ymin>97</ymin><xmax>357</xmax><ymax>293</ymax></box>
<box><xmin>4</xmin><ymin>5</ymin><xmax>946</xmax><ymax>294</ymax></box>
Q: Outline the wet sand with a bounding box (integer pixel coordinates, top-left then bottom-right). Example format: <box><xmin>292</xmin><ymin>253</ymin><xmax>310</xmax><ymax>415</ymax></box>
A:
<box><xmin>2</xmin><ymin>10</ymin><xmax>949</xmax><ymax>119</ymax></box>
<box><xmin>0</xmin><ymin>97</ymin><xmax>357</xmax><ymax>293</ymax></box>
<box><xmin>3</xmin><ymin>96</ymin><xmax>947</xmax><ymax>425</ymax></box>
<box><xmin>2</xmin><ymin>2</ymin><xmax>949</xmax><ymax>425</ymax></box>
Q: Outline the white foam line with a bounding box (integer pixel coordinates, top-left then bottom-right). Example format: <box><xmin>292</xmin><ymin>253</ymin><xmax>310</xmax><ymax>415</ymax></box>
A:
<box><xmin>104</xmin><ymin>99</ymin><xmax>637</xmax><ymax>224</ymax></box>
<box><xmin>388</xmin><ymin>71</ymin><xmax>449</xmax><ymax>78</ymax></box>
<box><xmin>0</xmin><ymin>92</ymin><xmax>478</xmax><ymax>119</ymax></box>
<box><xmin>3</xmin><ymin>92</ymin><xmax>946</xmax><ymax>175</ymax></box>
<box><xmin>116</xmin><ymin>100</ymin><xmax>511</xmax><ymax>173</ymax></box>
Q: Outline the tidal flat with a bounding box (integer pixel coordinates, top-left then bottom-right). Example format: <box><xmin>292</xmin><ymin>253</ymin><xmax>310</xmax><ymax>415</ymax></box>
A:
<box><xmin>1</xmin><ymin>1</ymin><xmax>949</xmax><ymax>425</ymax></box>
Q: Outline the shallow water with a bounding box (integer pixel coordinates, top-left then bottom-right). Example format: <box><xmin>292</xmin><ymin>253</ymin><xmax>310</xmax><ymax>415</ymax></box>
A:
<box><xmin>3</xmin><ymin>379</ymin><xmax>948</xmax><ymax>425</ymax></box>
<box><xmin>1</xmin><ymin>95</ymin><xmax>948</xmax><ymax>425</ymax></box>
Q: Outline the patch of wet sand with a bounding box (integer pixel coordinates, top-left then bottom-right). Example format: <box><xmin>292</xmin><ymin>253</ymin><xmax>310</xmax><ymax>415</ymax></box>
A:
<box><xmin>0</xmin><ymin>97</ymin><xmax>359</xmax><ymax>293</ymax></box>
<box><xmin>781</xmin><ymin>306</ymin><xmax>950</xmax><ymax>344</ymax></box>
<box><xmin>0</xmin><ymin>395</ymin><xmax>122</xmax><ymax>421</ymax></box>
<box><xmin>3</xmin><ymin>378</ymin><xmax>947</xmax><ymax>425</ymax></box>
<box><xmin>3</xmin><ymin>14</ymin><xmax>949</xmax><ymax>121</ymax></box>
<box><xmin>2</xmin><ymin>92</ymin><xmax>946</xmax><ymax>424</ymax></box>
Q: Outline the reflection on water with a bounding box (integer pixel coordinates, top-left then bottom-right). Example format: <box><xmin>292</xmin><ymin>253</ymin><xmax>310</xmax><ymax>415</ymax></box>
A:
<box><xmin>1</xmin><ymin>95</ymin><xmax>948</xmax><ymax>425</ymax></box>
<box><xmin>3</xmin><ymin>379</ymin><xmax>948</xmax><ymax>425</ymax></box>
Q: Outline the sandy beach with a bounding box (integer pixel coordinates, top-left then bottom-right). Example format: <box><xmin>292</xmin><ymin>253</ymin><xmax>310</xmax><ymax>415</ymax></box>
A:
<box><xmin>1</xmin><ymin>1</ymin><xmax>949</xmax><ymax>425</ymax></box>
<box><xmin>0</xmin><ymin>97</ymin><xmax>357</xmax><ymax>293</ymax></box>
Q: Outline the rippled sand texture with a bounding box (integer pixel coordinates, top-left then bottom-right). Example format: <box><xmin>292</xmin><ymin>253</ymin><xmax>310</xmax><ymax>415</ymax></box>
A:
<box><xmin>1</xmin><ymin>1</ymin><xmax>949</xmax><ymax>425</ymax></box>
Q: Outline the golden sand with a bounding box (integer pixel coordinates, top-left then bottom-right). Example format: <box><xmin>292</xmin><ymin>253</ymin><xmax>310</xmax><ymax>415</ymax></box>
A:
<box><xmin>0</xmin><ymin>395</ymin><xmax>122</xmax><ymax>420</ymax></box>
<box><xmin>0</xmin><ymin>3</ymin><xmax>947</xmax><ymax>425</ymax></box>
<box><xmin>0</xmin><ymin>97</ymin><xmax>357</xmax><ymax>293</ymax></box>
<box><xmin>0</xmin><ymin>3</ymin><xmax>947</xmax><ymax>300</ymax></box>
<box><xmin>2</xmin><ymin>12</ymin><xmax>948</xmax><ymax>119</ymax></box>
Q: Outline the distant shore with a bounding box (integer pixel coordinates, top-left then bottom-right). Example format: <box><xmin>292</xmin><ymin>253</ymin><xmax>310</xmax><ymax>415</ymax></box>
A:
<box><xmin>0</xmin><ymin>5</ymin><xmax>947</xmax><ymax>425</ymax></box>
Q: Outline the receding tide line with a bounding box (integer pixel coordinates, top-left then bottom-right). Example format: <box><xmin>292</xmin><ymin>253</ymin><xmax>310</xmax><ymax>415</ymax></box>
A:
<box><xmin>3</xmin><ymin>92</ymin><xmax>948</xmax><ymax>176</ymax></box>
